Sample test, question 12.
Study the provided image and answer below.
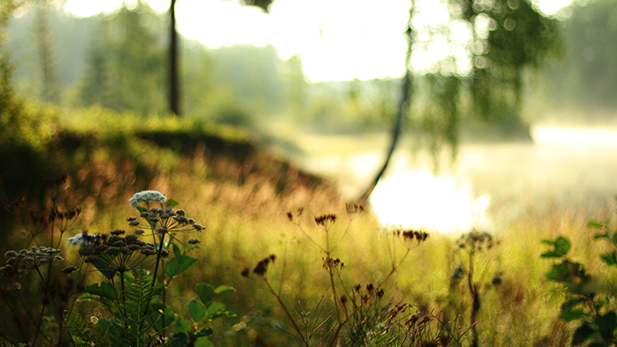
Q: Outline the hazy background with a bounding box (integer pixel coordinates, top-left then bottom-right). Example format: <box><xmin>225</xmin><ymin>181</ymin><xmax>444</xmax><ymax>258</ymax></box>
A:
<box><xmin>5</xmin><ymin>0</ymin><xmax>617</xmax><ymax>233</ymax></box>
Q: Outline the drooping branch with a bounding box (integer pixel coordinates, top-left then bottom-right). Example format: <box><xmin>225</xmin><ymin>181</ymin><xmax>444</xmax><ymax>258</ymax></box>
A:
<box><xmin>355</xmin><ymin>1</ymin><xmax>414</xmax><ymax>207</ymax></box>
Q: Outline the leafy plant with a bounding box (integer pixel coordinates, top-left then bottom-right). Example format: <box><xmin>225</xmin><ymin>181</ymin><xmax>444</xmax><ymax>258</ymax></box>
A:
<box><xmin>542</xmin><ymin>219</ymin><xmax>617</xmax><ymax>346</ymax></box>
<box><xmin>0</xmin><ymin>186</ymin><xmax>237</xmax><ymax>346</ymax></box>
<box><xmin>242</xmin><ymin>206</ymin><xmax>471</xmax><ymax>346</ymax></box>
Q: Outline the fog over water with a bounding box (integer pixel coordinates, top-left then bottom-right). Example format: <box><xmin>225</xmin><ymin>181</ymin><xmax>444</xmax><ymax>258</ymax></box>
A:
<box><xmin>298</xmin><ymin>126</ymin><xmax>617</xmax><ymax>234</ymax></box>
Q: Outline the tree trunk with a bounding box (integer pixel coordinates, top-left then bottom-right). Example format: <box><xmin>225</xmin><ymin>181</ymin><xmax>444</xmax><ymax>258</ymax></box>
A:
<box><xmin>169</xmin><ymin>0</ymin><xmax>180</xmax><ymax>116</ymax></box>
<box><xmin>355</xmin><ymin>2</ymin><xmax>414</xmax><ymax>207</ymax></box>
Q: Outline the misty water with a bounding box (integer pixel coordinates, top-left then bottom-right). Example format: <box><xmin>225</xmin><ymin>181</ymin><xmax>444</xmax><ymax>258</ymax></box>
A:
<box><xmin>295</xmin><ymin>126</ymin><xmax>617</xmax><ymax>234</ymax></box>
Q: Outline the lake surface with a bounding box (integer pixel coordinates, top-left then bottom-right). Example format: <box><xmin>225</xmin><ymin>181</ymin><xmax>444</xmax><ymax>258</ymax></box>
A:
<box><xmin>292</xmin><ymin>126</ymin><xmax>617</xmax><ymax>233</ymax></box>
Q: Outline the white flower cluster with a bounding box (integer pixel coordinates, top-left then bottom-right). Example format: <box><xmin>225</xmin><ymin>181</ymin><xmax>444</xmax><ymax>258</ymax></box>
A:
<box><xmin>129</xmin><ymin>190</ymin><xmax>167</xmax><ymax>208</ymax></box>
<box><xmin>67</xmin><ymin>233</ymin><xmax>102</xmax><ymax>246</ymax></box>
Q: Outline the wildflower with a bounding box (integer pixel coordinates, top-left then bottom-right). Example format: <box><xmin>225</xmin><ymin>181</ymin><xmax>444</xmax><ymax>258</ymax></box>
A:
<box><xmin>129</xmin><ymin>190</ymin><xmax>167</xmax><ymax>208</ymax></box>
<box><xmin>67</xmin><ymin>232</ymin><xmax>102</xmax><ymax>246</ymax></box>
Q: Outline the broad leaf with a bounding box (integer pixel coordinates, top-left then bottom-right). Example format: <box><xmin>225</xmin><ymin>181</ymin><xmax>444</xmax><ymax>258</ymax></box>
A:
<box><xmin>587</xmin><ymin>220</ymin><xmax>603</xmax><ymax>228</ymax></box>
<box><xmin>571</xmin><ymin>321</ymin><xmax>596</xmax><ymax>346</ymax></box>
<box><xmin>600</xmin><ymin>251</ymin><xmax>617</xmax><ymax>266</ymax></box>
<box><xmin>84</xmin><ymin>282</ymin><xmax>119</xmax><ymax>301</ymax></box>
<box><xmin>559</xmin><ymin>309</ymin><xmax>586</xmax><ymax>322</ymax></box>
<box><xmin>214</xmin><ymin>285</ymin><xmax>236</xmax><ymax>295</ymax></box>
<box><xmin>165</xmin><ymin>253</ymin><xmax>197</xmax><ymax>278</ymax></box>
<box><xmin>595</xmin><ymin>312</ymin><xmax>617</xmax><ymax>343</ymax></box>
<box><xmin>166</xmin><ymin>199</ymin><xmax>180</xmax><ymax>207</ymax></box>
<box><xmin>541</xmin><ymin>237</ymin><xmax>571</xmax><ymax>258</ymax></box>
<box><xmin>205</xmin><ymin>301</ymin><xmax>226</xmax><ymax>318</ymax></box>
<box><xmin>175</xmin><ymin>316</ymin><xmax>190</xmax><ymax>334</ymax></box>
<box><xmin>196</xmin><ymin>283</ymin><xmax>215</xmax><ymax>303</ymax></box>
<box><xmin>171</xmin><ymin>333</ymin><xmax>188</xmax><ymax>347</ymax></box>
<box><xmin>194</xmin><ymin>336</ymin><xmax>214</xmax><ymax>347</ymax></box>
<box><xmin>188</xmin><ymin>299</ymin><xmax>207</xmax><ymax>322</ymax></box>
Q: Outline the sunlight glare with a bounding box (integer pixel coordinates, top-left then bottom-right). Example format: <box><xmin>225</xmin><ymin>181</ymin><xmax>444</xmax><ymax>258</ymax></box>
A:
<box><xmin>62</xmin><ymin>0</ymin><xmax>575</xmax><ymax>82</ymax></box>
<box><xmin>370</xmin><ymin>170</ymin><xmax>491</xmax><ymax>234</ymax></box>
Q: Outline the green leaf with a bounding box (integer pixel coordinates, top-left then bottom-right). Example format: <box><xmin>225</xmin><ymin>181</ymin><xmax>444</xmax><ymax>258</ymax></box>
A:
<box><xmin>150</xmin><ymin>302</ymin><xmax>176</xmax><ymax>327</ymax></box>
<box><xmin>171</xmin><ymin>333</ymin><xmax>188</xmax><ymax>347</ymax></box>
<box><xmin>193</xmin><ymin>327</ymin><xmax>213</xmax><ymax>337</ymax></box>
<box><xmin>214</xmin><ymin>285</ymin><xmax>236</xmax><ymax>295</ymax></box>
<box><xmin>93</xmin><ymin>318</ymin><xmax>111</xmax><ymax>330</ymax></box>
<box><xmin>211</xmin><ymin>309</ymin><xmax>236</xmax><ymax>319</ymax></box>
<box><xmin>194</xmin><ymin>336</ymin><xmax>214</xmax><ymax>347</ymax></box>
<box><xmin>195</xmin><ymin>335</ymin><xmax>214</xmax><ymax>347</ymax></box>
<box><xmin>196</xmin><ymin>284</ymin><xmax>215</xmax><ymax>304</ymax></box>
<box><xmin>165</xmin><ymin>253</ymin><xmax>197</xmax><ymax>278</ymax></box>
<box><xmin>601</xmin><ymin>251</ymin><xmax>617</xmax><ymax>266</ymax></box>
<box><xmin>189</xmin><ymin>299</ymin><xmax>207</xmax><ymax>322</ymax></box>
<box><xmin>571</xmin><ymin>321</ymin><xmax>596</xmax><ymax>346</ymax></box>
<box><xmin>612</xmin><ymin>232</ymin><xmax>617</xmax><ymax>246</ymax></box>
<box><xmin>595</xmin><ymin>233</ymin><xmax>610</xmax><ymax>240</ymax></box>
<box><xmin>541</xmin><ymin>237</ymin><xmax>571</xmax><ymax>258</ymax></box>
<box><xmin>91</xmin><ymin>255</ymin><xmax>117</xmax><ymax>280</ymax></box>
<box><xmin>172</xmin><ymin>243</ymin><xmax>182</xmax><ymax>257</ymax></box>
<box><xmin>205</xmin><ymin>301</ymin><xmax>226</xmax><ymax>318</ymax></box>
<box><xmin>135</xmin><ymin>205</ymin><xmax>147</xmax><ymax>213</ymax></box>
<box><xmin>546</xmin><ymin>262</ymin><xmax>572</xmax><ymax>283</ymax></box>
<box><xmin>559</xmin><ymin>309</ymin><xmax>586</xmax><ymax>322</ymax></box>
<box><xmin>587</xmin><ymin>220</ymin><xmax>604</xmax><ymax>228</ymax></box>
<box><xmin>166</xmin><ymin>199</ymin><xmax>180</xmax><ymax>208</ymax></box>
<box><xmin>175</xmin><ymin>316</ymin><xmax>190</xmax><ymax>334</ymax></box>
<box><xmin>84</xmin><ymin>282</ymin><xmax>119</xmax><ymax>301</ymax></box>
<box><xmin>595</xmin><ymin>312</ymin><xmax>617</xmax><ymax>343</ymax></box>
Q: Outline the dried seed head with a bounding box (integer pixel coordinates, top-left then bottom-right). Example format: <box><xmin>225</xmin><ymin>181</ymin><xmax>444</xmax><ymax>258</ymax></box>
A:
<box><xmin>110</xmin><ymin>229</ymin><xmax>125</xmax><ymax>236</ymax></box>
<box><xmin>315</xmin><ymin>214</ymin><xmax>337</xmax><ymax>226</ymax></box>
<box><xmin>61</xmin><ymin>265</ymin><xmax>77</xmax><ymax>274</ymax></box>
<box><xmin>85</xmin><ymin>255</ymin><xmax>98</xmax><ymax>263</ymax></box>
<box><xmin>188</xmin><ymin>239</ymin><xmax>201</xmax><ymax>245</ymax></box>
<box><xmin>141</xmin><ymin>246</ymin><xmax>157</xmax><ymax>256</ymax></box>
<box><xmin>241</xmin><ymin>268</ymin><xmax>250</xmax><ymax>278</ymax></box>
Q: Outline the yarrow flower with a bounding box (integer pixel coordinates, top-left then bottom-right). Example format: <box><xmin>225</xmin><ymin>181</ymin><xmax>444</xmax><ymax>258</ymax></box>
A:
<box><xmin>67</xmin><ymin>233</ymin><xmax>103</xmax><ymax>246</ymax></box>
<box><xmin>129</xmin><ymin>190</ymin><xmax>167</xmax><ymax>208</ymax></box>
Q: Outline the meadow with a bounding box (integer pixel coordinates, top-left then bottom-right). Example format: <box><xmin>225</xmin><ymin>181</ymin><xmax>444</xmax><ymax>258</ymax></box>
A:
<box><xmin>2</xmin><ymin>104</ymin><xmax>617</xmax><ymax>346</ymax></box>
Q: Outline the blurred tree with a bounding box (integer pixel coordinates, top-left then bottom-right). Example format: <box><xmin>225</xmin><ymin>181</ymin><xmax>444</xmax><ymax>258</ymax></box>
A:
<box><xmin>165</xmin><ymin>0</ymin><xmax>275</xmax><ymax>117</ymax></box>
<box><xmin>32</xmin><ymin>1</ymin><xmax>59</xmax><ymax>104</ymax></box>
<box><xmin>77</xmin><ymin>1</ymin><xmax>167</xmax><ymax>115</ymax></box>
<box><xmin>283</xmin><ymin>54</ymin><xmax>308</xmax><ymax>119</ymax></box>
<box><xmin>358</xmin><ymin>0</ymin><xmax>563</xmax><ymax>203</ymax></box>
<box><xmin>211</xmin><ymin>44</ymin><xmax>286</xmax><ymax>116</ymax></box>
<box><xmin>546</xmin><ymin>0</ymin><xmax>617</xmax><ymax>116</ymax></box>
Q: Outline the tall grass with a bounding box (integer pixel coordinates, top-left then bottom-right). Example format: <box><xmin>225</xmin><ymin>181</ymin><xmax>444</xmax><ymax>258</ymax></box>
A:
<box><xmin>2</xmin><ymin>105</ymin><xmax>617</xmax><ymax>345</ymax></box>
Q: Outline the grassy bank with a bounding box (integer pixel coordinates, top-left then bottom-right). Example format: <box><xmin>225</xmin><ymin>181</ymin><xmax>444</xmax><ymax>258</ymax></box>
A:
<box><xmin>2</xmin><ymin>103</ymin><xmax>617</xmax><ymax>346</ymax></box>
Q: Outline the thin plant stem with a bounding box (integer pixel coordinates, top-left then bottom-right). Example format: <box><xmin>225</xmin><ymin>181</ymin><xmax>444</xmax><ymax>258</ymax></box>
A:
<box><xmin>263</xmin><ymin>277</ymin><xmax>310</xmax><ymax>347</ymax></box>
<box><xmin>325</xmin><ymin>248</ymin><xmax>412</xmax><ymax>347</ymax></box>
<box><xmin>0</xmin><ymin>286</ymin><xmax>29</xmax><ymax>343</ymax></box>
